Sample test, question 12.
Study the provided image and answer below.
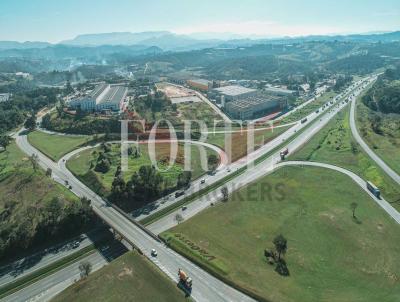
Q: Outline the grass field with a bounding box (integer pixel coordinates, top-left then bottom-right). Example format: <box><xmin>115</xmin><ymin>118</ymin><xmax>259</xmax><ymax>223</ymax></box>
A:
<box><xmin>281</xmin><ymin>91</ymin><xmax>336</xmax><ymax>124</ymax></box>
<box><xmin>67</xmin><ymin>142</ymin><xmax>217</xmax><ymax>197</ymax></box>
<box><xmin>206</xmin><ymin>125</ymin><xmax>291</xmax><ymax>162</ymax></box>
<box><xmin>161</xmin><ymin>166</ymin><xmax>400</xmax><ymax>302</ymax></box>
<box><xmin>52</xmin><ymin>251</ymin><xmax>189</xmax><ymax>302</ymax></box>
<box><xmin>356</xmin><ymin>99</ymin><xmax>400</xmax><ymax>175</ymax></box>
<box><xmin>28</xmin><ymin>131</ymin><xmax>93</xmax><ymax>161</ymax></box>
<box><xmin>289</xmin><ymin>107</ymin><xmax>400</xmax><ymax>206</ymax></box>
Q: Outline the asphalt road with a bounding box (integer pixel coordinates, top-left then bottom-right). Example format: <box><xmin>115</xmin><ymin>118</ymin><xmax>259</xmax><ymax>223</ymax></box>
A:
<box><xmin>349</xmin><ymin>80</ymin><xmax>400</xmax><ymax>185</ymax></box>
<box><xmin>11</xmin><ymin>76</ymin><xmax>374</xmax><ymax>302</ymax></box>
<box><xmin>2</xmin><ymin>241</ymin><xmax>128</xmax><ymax>302</ymax></box>
<box><xmin>15</xmin><ymin>133</ymin><xmax>254</xmax><ymax>301</ymax></box>
<box><xmin>148</xmin><ymin>77</ymin><xmax>377</xmax><ymax>234</ymax></box>
<box><xmin>0</xmin><ymin>234</ymin><xmax>93</xmax><ymax>290</ymax></box>
<box><xmin>277</xmin><ymin>161</ymin><xmax>400</xmax><ymax>224</ymax></box>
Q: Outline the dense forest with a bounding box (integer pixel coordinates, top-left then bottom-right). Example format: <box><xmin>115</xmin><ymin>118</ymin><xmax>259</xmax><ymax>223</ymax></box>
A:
<box><xmin>362</xmin><ymin>66</ymin><xmax>400</xmax><ymax>114</ymax></box>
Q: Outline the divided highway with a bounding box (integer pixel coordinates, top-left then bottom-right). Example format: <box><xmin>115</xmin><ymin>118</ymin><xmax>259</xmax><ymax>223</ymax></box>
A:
<box><xmin>10</xmin><ymin>75</ymin><xmax>376</xmax><ymax>301</ymax></box>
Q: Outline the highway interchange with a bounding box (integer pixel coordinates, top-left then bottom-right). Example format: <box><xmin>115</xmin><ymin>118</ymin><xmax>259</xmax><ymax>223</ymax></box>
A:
<box><xmin>7</xmin><ymin>74</ymin><xmax>400</xmax><ymax>302</ymax></box>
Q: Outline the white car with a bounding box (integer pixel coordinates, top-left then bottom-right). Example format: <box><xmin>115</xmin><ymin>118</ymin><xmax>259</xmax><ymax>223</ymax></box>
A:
<box><xmin>151</xmin><ymin>249</ymin><xmax>157</xmax><ymax>257</ymax></box>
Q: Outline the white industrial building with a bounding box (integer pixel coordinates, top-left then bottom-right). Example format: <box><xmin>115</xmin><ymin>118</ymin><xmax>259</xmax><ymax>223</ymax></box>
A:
<box><xmin>213</xmin><ymin>85</ymin><xmax>257</xmax><ymax>102</ymax></box>
<box><xmin>0</xmin><ymin>93</ymin><xmax>10</xmax><ymax>103</ymax></box>
<box><xmin>68</xmin><ymin>83</ymin><xmax>128</xmax><ymax>112</ymax></box>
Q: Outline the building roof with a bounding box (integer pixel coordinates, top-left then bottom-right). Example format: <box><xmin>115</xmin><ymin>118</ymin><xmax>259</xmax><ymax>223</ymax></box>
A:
<box><xmin>226</xmin><ymin>96</ymin><xmax>281</xmax><ymax>111</ymax></box>
<box><xmin>214</xmin><ymin>85</ymin><xmax>256</xmax><ymax>97</ymax></box>
<box><xmin>89</xmin><ymin>83</ymin><xmax>109</xmax><ymax>99</ymax></box>
<box><xmin>264</xmin><ymin>86</ymin><xmax>295</xmax><ymax>94</ymax></box>
<box><xmin>97</xmin><ymin>85</ymin><xmax>127</xmax><ymax>105</ymax></box>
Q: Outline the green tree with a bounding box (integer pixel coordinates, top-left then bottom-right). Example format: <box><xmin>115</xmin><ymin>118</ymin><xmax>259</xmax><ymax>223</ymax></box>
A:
<box><xmin>350</xmin><ymin>202</ymin><xmax>358</xmax><ymax>218</ymax></box>
<box><xmin>273</xmin><ymin>234</ymin><xmax>288</xmax><ymax>261</ymax></box>
<box><xmin>24</xmin><ymin>115</ymin><xmax>37</xmax><ymax>131</ymax></box>
<box><xmin>29</xmin><ymin>154</ymin><xmax>39</xmax><ymax>172</ymax></box>
<box><xmin>79</xmin><ymin>261</ymin><xmax>92</xmax><ymax>279</ymax></box>
<box><xmin>177</xmin><ymin>171</ymin><xmax>192</xmax><ymax>188</ymax></box>
<box><xmin>0</xmin><ymin>135</ymin><xmax>11</xmax><ymax>150</ymax></box>
<box><xmin>208</xmin><ymin>154</ymin><xmax>219</xmax><ymax>171</ymax></box>
<box><xmin>221</xmin><ymin>186</ymin><xmax>229</xmax><ymax>201</ymax></box>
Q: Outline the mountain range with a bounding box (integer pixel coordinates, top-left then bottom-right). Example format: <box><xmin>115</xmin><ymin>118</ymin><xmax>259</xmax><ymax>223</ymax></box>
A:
<box><xmin>0</xmin><ymin>30</ymin><xmax>399</xmax><ymax>52</ymax></box>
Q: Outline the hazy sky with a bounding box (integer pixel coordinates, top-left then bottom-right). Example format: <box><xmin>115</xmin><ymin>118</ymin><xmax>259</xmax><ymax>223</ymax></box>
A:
<box><xmin>0</xmin><ymin>0</ymin><xmax>399</xmax><ymax>42</ymax></box>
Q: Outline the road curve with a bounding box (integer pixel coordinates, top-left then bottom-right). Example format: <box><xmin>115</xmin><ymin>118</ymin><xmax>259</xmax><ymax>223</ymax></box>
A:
<box><xmin>277</xmin><ymin>161</ymin><xmax>400</xmax><ymax>224</ymax></box>
<box><xmin>349</xmin><ymin>80</ymin><xmax>400</xmax><ymax>185</ymax></box>
<box><xmin>15</xmin><ymin>131</ymin><xmax>254</xmax><ymax>302</ymax></box>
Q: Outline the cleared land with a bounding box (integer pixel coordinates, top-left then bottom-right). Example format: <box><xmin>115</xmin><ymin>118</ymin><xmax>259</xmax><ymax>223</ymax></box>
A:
<box><xmin>281</xmin><ymin>91</ymin><xmax>336</xmax><ymax>124</ymax></box>
<box><xmin>289</xmin><ymin>107</ymin><xmax>400</xmax><ymax>206</ymax></box>
<box><xmin>52</xmin><ymin>251</ymin><xmax>188</xmax><ymax>302</ymax></box>
<box><xmin>67</xmin><ymin>142</ymin><xmax>217</xmax><ymax>197</ymax></box>
<box><xmin>206</xmin><ymin>125</ymin><xmax>292</xmax><ymax>162</ymax></box>
<box><xmin>28</xmin><ymin>131</ymin><xmax>93</xmax><ymax>161</ymax></box>
<box><xmin>161</xmin><ymin>166</ymin><xmax>400</xmax><ymax>302</ymax></box>
<box><xmin>356</xmin><ymin>98</ymin><xmax>400</xmax><ymax>175</ymax></box>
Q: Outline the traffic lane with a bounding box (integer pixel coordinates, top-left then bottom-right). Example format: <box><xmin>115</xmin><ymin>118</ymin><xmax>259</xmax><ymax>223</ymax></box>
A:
<box><xmin>4</xmin><ymin>241</ymin><xmax>128</xmax><ymax>302</ymax></box>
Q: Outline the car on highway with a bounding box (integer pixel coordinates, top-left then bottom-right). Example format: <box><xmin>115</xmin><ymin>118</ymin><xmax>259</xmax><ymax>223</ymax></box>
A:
<box><xmin>72</xmin><ymin>240</ymin><xmax>80</xmax><ymax>249</ymax></box>
<box><xmin>182</xmin><ymin>206</ymin><xmax>187</xmax><ymax>211</ymax></box>
<box><xmin>175</xmin><ymin>191</ymin><xmax>184</xmax><ymax>198</ymax></box>
<box><xmin>200</xmin><ymin>179</ymin><xmax>206</xmax><ymax>184</ymax></box>
<box><xmin>151</xmin><ymin>249</ymin><xmax>158</xmax><ymax>257</ymax></box>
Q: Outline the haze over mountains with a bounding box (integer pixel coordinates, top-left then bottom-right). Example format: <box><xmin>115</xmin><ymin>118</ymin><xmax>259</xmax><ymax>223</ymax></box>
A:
<box><xmin>0</xmin><ymin>30</ymin><xmax>400</xmax><ymax>52</ymax></box>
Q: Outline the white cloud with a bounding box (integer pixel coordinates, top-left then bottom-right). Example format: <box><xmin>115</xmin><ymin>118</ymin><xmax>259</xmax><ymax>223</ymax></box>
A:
<box><xmin>173</xmin><ymin>20</ymin><xmax>345</xmax><ymax>38</ymax></box>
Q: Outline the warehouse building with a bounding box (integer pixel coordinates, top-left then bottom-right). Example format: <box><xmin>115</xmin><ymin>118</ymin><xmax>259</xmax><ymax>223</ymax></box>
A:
<box><xmin>187</xmin><ymin>79</ymin><xmax>212</xmax><ymax>92</ymax></box>
<box><xmin>225</xmin><ymin>95</ymin><xmax>287</xmax><ymax>120</ymax></box>
<box><xmin>213</xmin><ymin>85</ymin><xmax>257</xmax><ymax>102</ymax></box>
<box><xmin>0</xmin><ymin>93</ymin><xmax>10</xmax><ymax>103</ymax></box>
<box><xmin>69</xmin><ymin>83</ymin><xmax>128</xmax><ymax>112</ymax></box>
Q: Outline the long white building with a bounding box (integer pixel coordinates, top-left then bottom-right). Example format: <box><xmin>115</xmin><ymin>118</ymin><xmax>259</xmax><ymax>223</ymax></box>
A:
<box><xmin>69</xmin><ymin>83</ymin><xmax>128</xmax><ymax>112</ymax></box>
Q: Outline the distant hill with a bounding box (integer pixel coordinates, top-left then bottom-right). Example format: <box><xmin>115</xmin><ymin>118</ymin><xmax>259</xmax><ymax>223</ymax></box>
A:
<box><xmin>0</xmin><ymin>41</ymin><xmax>52</xmax><ymax>50</ymax></box>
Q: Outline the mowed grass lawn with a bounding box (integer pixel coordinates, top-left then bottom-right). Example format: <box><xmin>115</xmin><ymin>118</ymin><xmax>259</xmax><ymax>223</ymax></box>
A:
<box><xmin>52</xmin><ymin>251</ymin><xmax>189</xmax><ymax>302</ymax></box>
<box><xmin>28</xmin><ymin>131</ymin><xmax>93</xmax><ymax>161</ymax></box>
<box><xmin>290</xmin><ymin>107</ymin><xmax>400</xmax><ymax>206</ymax></box>
<box><xmin>67</xmin><ymin>143</ymin><xmax>217</xmax><ymax>197</ymax></box>
<box><xmin>206</xmin><ymin>125</ymin><xmax>291</xmax><ymax>162</ymax></box>
<box><xmin>356</xmin><ymin>99</ymin><xmax>400</xmax><ymax>176</ymax></box>
<box><xmin>161</xmin><ymin>166</ymin><xmax>400</xmax><ymax>302</ymax></box>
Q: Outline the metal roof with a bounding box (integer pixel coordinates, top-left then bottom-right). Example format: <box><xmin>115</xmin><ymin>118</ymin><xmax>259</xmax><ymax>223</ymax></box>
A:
<box><xmin>214</xmin><ymin>85</ymin><xmax>256</xmax><ymax>96</ymax></box>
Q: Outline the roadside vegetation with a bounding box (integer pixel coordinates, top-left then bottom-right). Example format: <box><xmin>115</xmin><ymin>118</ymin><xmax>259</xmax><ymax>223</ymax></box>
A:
<box><xmin>161</xmin><ymin>166</ymin><xmax>400</xmax><ymax>302</ymax></box>
<box><xmin>355</xmin><ymin>66</ymin><xmax>400</xmax><ymax>175</ymax></box>
<box><xmin>289</xmin><ymin>107</ymin><xmax>400</xmax><ymax>206</ymax></box>
<box><xmin>0</xmin><ymin>142</ymin><xmax>94</xmax><ymax>261</ymax></box>
<box><xmin>67</xmin><ymin>142</ymin><xmax>218</xmax><ymax>210</ymax></box>
<box><xmin>281</xmin><ymin>90</ymin><xmax>336</xmax><ymax>124</ymax></box>
<box><xmin>27</xmin><ymin>131</ymin><xmax>94</xmax><ymax>161</ymax></box>
<box><xmin>51</xmin><ymin>251</ymin><xmax>189</xmax><ymax>302</ymax></box>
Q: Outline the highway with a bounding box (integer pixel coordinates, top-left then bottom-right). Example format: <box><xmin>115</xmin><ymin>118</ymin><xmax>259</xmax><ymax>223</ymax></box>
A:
<box><xmin>0</xmin><ymin>233</ymin><xmax>95</xmax><ymax>290</ymax></box>
<box><xmin>10</xmin><ymin>76</ymin><xmax>373</xmax><ymax>302</ymax></box>
<box><xmin>15</xmin><ymin>134</ymin><xmax>254</xmax><ymax>301</ymax></box>
<box><xmin>147</xmin><ymin>77</ymin><xmax>378</xmax><ymax>234</ymax></box>
<box><xmin>2</xmin><ymin>241</ymin><xmax>128</xmax><ymax>302</ymax></box>
<box><xmin>349</xmin><ymin>80</ymin><xmax>400</xmax><ymax>185</ymax></box>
